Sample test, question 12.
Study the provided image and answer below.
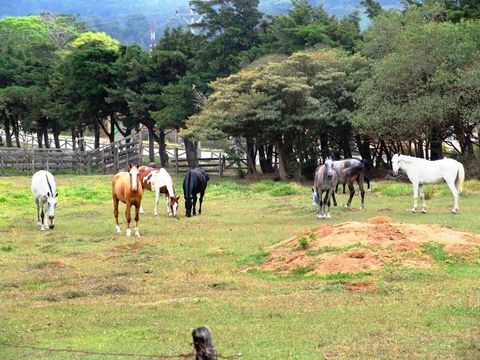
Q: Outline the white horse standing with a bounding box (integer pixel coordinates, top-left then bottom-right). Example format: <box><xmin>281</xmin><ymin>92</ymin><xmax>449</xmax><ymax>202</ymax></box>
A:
<box><xmin>391</xmin><ymin>154</ymin><xmax>465</xmax><ymax>214</ymax></box>
<box><xmin>31</xmin><ymin>170</ymin><xmax>58</xmax><ymax>230</ymax></box>
<box><xmin>140</xmin><ymin>168</ymin><xmax>179</xmax><ymax>217</ymax></box>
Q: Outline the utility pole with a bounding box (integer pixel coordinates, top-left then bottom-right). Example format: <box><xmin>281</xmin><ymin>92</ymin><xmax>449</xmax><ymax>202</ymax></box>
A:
<box><xmin>149</xmin><ymin>20</ymin><xmax>156</xmax><ymax>51</ymax></box>
<box><xmin>175</xmin><ymin>8</ymin><xmax>204</xmax><ymax>35</ymax></box>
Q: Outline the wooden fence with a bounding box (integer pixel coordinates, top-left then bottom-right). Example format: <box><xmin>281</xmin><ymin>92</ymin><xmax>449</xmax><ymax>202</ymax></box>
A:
<box><xmin>0</xmin><ymin>134</ymin><xmax>142</xmax><ymax>175</ymax></box>
<box><xmin>0</xmin><ymin>132</ymin><xmax>248</xmax><ymax>176</ymax></box>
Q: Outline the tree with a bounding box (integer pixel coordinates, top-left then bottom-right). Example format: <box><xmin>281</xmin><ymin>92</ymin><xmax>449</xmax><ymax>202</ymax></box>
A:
<box><xmin>354</xmin><ymin>21</ymin><xmax>480</xmax><ymax>159</ymax></box>
<box><xmin>187</xmin><ymin>49</ymin><xmax>368</xmax><ymax>179</ymax></box>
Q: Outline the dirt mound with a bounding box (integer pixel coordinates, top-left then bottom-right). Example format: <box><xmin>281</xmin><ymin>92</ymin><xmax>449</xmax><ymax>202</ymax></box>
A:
<box><xmin>259</xmin><ymin>217</ymin><xmax>480</xmax><ymax>275</ymax></box>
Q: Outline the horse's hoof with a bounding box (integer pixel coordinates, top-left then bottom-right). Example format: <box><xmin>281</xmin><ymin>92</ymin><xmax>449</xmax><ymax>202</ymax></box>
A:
<box><xmin>326</xmin><ymin>214</ymin><xmax>331</xmax><ymax>219</ymax></box>
<box><xmin>422</xmin><ymin>210</ymin><xmax>427</xmax><ymax>214</ymax></box>
<box><xmin>40</xmin><ymin>227</ymin><xmax>45</xmax><ymax>231</ymax></box>
<box><xmin>126</xmin><ymin>229</ymin><xmax>131</xmax><ymax>237</ymax></box>
<box><xmin>135</xmin><ymin>231</ymin><xmax>140</xmax><ymax>237</ymax></box>
<box><xmin>411</xmin><ymin>209</ymin><xmax>416</xmax><ymax>213</ymax></box>
<box><xmin>153</xmin><ymin>213</ymin><xmax>158</xmax><ymax>216</ymax></box>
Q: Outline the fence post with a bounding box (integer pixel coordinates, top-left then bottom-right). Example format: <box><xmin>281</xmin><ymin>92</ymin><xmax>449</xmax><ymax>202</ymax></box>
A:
<box><xmin>0</xmin><ymin>152</ymin><xmax>3</xmax><ymax>176</ymax></box>
<box><xmin>113</xmin><ymin>144</ymin><xmax>119</xmax><ymax>173</ymax></box>
<box><xmin>174</xmin><ymin>147</ymin><xmax>179</xmax><ymax>175</ymax></box>
<box><xmin>138</xmin><ymin>133</ymin><xmax>143</xmax><ymax>165</ymax></box>
<box><xmin>87</xmin><ymin>152</ymin><xmax>92</xmax><ymax>175</ymax></box>
<box><xmin>192</xmin><ymin>327</ymin><xmax>216</xmax><ymax>360</ymax></box>
<box><xmin>101</xmin><ymin>148</ymin><xmax>106</xmax><ymax>175</ymax></box>
<box><xmin>219</xmin><ymin>152</ymin><xmax>223</xmax><ymax>177</ymax></box>
<box><xmin>31</xmin><ymin>148</ymin><xmax>35</xmax><ymax>174</ymax></box>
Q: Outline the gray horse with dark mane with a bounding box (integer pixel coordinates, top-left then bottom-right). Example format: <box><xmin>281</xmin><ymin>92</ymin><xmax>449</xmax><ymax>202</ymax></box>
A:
<box><xmin>332</xmin><ymin>158</ymin><xmax>367</xmax><ymax>209</ymax></box>
<box><xmin>183</xmin><ymin>168</ymin><xmax>209</xmax><ymax>217</ymax></box>
<box><xmin>312</xmin><ymin>157</ymin><xmax>338</xmax><ymax>219</ymax></box>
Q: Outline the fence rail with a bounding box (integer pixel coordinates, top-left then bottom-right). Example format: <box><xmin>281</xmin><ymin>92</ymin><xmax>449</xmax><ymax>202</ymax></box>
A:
<box><xmin>0</xmin><ymin>133</ymin><xmax>246</xmax><ymax>176</ymax></box>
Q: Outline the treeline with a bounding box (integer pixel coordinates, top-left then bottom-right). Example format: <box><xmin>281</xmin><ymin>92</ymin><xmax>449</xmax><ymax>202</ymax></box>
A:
<box><xmin>1</xmin><ymin>0</ymin><xmax>479</xmax><ymax>179</ymax></box>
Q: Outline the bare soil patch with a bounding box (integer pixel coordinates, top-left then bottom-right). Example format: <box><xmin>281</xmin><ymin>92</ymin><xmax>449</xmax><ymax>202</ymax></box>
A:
<box><xmin>259</xmin><ymin>216</ymin><xmax>480</xmax><ymax>275</ymax></box>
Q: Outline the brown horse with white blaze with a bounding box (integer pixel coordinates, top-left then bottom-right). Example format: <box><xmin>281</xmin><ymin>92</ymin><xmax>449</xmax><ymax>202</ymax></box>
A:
<box><xmin>112</xmin><ymin>164</ymin><xmax>143</xmax><ymax>237</ymax></box>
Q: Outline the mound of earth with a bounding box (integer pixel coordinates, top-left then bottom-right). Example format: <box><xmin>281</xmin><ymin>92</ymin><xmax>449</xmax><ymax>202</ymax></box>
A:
<box><xmin>259</xmin><ymin>216</ymin><xmax>480</xmax><ymax>275</ymax></box>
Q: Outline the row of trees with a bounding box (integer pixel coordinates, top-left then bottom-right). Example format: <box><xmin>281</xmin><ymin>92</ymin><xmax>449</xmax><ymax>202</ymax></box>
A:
<box><xmin>1</xmin><ymin>0</ymin><xmax>480</xmax><ymax>178</ymax></box>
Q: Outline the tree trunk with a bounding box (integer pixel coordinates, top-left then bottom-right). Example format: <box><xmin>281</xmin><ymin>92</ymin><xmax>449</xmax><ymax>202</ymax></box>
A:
<box><xmin>42</xmin><ymin>120</ymin><xmax>50</xmax><ymax>149</ymax></box>
<box><xmin>79</xmin><ymin>125</ymin><xmax>85</xmax><ymax>151</ymax></box>
<box><xmin>71</xmin><ymin>129</ymin><xmax>77</xmax><ymax>151</ymax></box>
<box><xmin>94</xmin><ymin>121</ymin><xmax>100</xmax><ymax>149</ymax></box>
<box><xmin>246</xmin><ymin>137</ymin><xmax>256</xmax><ymax>175</ymax></box>
<box><xmin>429</xmin><ymin>128</ymin><xmax>443</xmax><ymax>160</ymax></box>
<box><xmin>340</xmin><ymin>132</ymin><xmax>352</xmax><ymax>158</ymax></box>
<box><xmin>319</xmin><ymin>132</ymin><xmax>329</xmax><ymax>161</ymax></box>
<box><xmin>275</xmin><ymin>139</ymin><xmax>288</xmax><ymax>180</ymax></box>
<box><xmin>13</xmin><ymin>120</ymin><xmax>20</xmax><ymax>148</ymax></box>
<box><xmin>37</xmin><ymin>127</ymin><xmax>43</xmax><ymax>148</ymax></box>
<box><xmin>148</xmin><ymin>128</ymin><xmax>155</xmax><ymax>164</ymax></box>
<box><xmin>53</xmin><ymin>124</ymin><xmax>61</xmax><ymax>149</ymax></box>
<box><xmin>185</xmin><ymin>138</ymin><xmax>199</xmax><ymax>169</ymax></box>
<box><xmin>158</xmin><ymin>129</ymin><xmax>168</xmax><ymax>167</ymax></box>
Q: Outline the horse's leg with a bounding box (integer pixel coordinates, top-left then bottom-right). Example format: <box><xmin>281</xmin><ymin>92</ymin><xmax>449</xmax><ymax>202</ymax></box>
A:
<box><xmin>358</xmin><ymin>176</ymin><xmax>365</xmax><ymax>210</ymax></box>
<box><xmin>322</xmin><ymin>191</ymin><xmax>330</xmax><ymax>219</ymax></box>
<box><xmin>316</xmin><ymin>190</ymin><xmax>323</xmax><ymax>219</ymax></box>
<box><xmin>198</xmin><ymin>191</ymin><xmax>205</xmax><ymax>215</ymax></box>
<box><xmin>332</xmin><ymin>190</ymin><xmax>337</xmax><ymax>207</ymax></box>
<box><xmin>325</xmin><ymin>189</ymin><xmax>333</xmax><ymax>219</ymax></box>
<box><xmin>346</xmin><ymin>182</ymin><xmax>355</xmax><ymax>208</ymax></box>
<box><xmin>192</xmin><ymin>195</ymin><xmax>198</xmax><ymax>216</ymax></box>
<box><xmin>166</xmin><ymin>196</ymin><xmax>172</xmax><ymax>216</ymax></box>
<box><xmin>153</xmin><ymin>188</ymin><xmax>160</xmax><ymax>216</ymax></box>
<box><xmin>113</xmin><ymin>196</ymin><xmax>121</xmax><ymax>233</ymax></box>
<box><xmin>40</xmin><ymin>201</ymin><xmax>46</xmax><ymax>231</ymax></box>
<box><xmin>411</xmin><ymin>182</ymin><xmax>419</xmax><ymax>213</ymax></box>
<box><xmin>342</xmin><ymin>183</ymin><xmax>346</xmax><ymax>194</ymax></box>
<box><xmin>419</xmin><ymin>184</ymin><xmax>427</xmax><ymax>213</ymax></box>
<box><xmin>36</xmin><ymin>198</ymin><xmax>41</xmax><ymax>226</ymax></box>
<box><xmin>446</xmin><ymin>179</ymin><xmax>459</xmax><ymax>213</ymax></box>
<box><xmin>134</xmin><ymin>203</ymin><xmax>140</xmax><ymax>237</ymax></box>
<box><xmin>125</xmin><ymin>202</ymin><xmax>132</xmax><ymax>236</ymax></box>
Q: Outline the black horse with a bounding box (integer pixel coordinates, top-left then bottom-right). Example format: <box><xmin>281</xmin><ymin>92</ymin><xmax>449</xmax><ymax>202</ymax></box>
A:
<box><xmin>183</xmin><ymin>168</ymin><xmax>209</xmax><ymax>217</ymax></box>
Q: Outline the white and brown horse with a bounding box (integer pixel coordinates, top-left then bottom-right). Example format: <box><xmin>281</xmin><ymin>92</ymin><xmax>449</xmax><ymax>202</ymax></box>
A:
<box><xmin>138</xmin><ymin>166</ymin><xmax>180</xmax><ymax>217</ymax></box>
<box><xmin>112</xmin><ymin>164</ymin><xmax>143</xmax><ymax>236</ymax></box>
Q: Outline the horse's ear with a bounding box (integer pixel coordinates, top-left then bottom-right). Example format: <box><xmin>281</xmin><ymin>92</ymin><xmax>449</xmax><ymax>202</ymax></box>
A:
<box><xmin>311</xmin><ymin>188</ymin><xmax>314</xmax><ymax>192</ymax></box>
<box><xmin>47</xmin><ymin>191</ymin><xmax>50</xmax><ymax>197</ymax></box>
<box><xmin>129</xmin><ymin>163</ymin><xmax>133</xmax><ymax>169</ymax></box>
<box><xmin>55</xmin><ymin>192</ymin><xmax>58</xmax><ymax>197</ymax></box>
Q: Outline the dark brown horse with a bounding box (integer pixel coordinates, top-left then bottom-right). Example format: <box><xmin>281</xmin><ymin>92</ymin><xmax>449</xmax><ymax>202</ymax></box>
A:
<box><xmin>112</xmin><ymin>164</ymin><xmax>143</xmax><ymax>237</ymax></box>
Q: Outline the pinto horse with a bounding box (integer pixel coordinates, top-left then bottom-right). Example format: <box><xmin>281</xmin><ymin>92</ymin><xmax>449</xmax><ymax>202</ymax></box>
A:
<box><xmin>31</xmin><ymin>170</ymin><xmax>58</xmax><ymax>231</ymax></box>
<box><xmin>392</xmin><ymin>154</ymin><xmax>465</xmax><ymax>214</ymax></box>
<box><xmin>138</xmin><ymin>166</ymin><xmax>180</xmax><ymax>217</ymax></box>
<box><xmin>312</xmin><ymin>157</ymin><xmax>338</xmax><ymax>219</ymax></box>
<box><xmin>183</xmin><ymin>168</ymin><xmax>209</xmax><ymax>217</ymax></box>
<box><xmin>112</xmin><ymin>164</ymin><xmax>143</xmax><ymax>236</ymax></box>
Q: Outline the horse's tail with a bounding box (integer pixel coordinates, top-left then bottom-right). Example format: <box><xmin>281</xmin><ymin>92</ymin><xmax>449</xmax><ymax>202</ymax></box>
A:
<box><xmin>456</xmin><ymin>162</ymin><xmax>465</xmax><ymax>194</ymax></box>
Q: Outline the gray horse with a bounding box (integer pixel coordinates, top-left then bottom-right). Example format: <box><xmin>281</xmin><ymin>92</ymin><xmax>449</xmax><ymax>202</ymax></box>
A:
<box><xmin>332</xmin><ymin>158</ymin><xmax>367</xmax><ymax>209</ymax></box>
<box><xmin>312</xmin><ymin>157</ymin><xmax>338</xmax><ymax>219</ymax></box>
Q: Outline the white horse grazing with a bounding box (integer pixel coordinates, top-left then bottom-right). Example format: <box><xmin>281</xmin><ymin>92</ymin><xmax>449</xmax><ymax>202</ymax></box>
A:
<box><xmin>140</xmin><ymin>168</ymin><xmax>179</xmax><ymax>217</ymax></box>
<box><xmin>31</xmin><ymin>170</ymin><xmax>58</xmax><ymax>230</ymax></box>
<box><xmin>391</xmin><ymin>154</ymin><xmax>465</xmax><ymax>214</ymax></box>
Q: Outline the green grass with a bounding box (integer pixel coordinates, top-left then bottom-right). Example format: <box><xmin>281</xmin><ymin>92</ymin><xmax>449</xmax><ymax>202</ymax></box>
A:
<box><xmin>0</xmin><ymin>176</ymin><xmax>479</xmax><ymax>359</ymax></box>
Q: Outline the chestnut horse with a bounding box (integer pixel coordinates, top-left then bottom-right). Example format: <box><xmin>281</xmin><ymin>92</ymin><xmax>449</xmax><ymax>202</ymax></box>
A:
<box><xmin>138</xmin><ymin>166</ymin><xmax>180</xmax><ymax>217</ymax></box>
<box><xmin>112</xmin><ymin>164</ymin><xmax>143</xmax><ymax>237</ymax></box>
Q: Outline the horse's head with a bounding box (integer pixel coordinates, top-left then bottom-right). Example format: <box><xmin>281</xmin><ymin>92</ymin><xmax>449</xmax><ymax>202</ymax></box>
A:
<box><xmin>325</xmin><ymin>157</ymin><xmax>335</xmax><ymax>179</ymax></box>
<box><xmin>169</xmin><ymin>195</ymin><xmax>180</xmax><ymax>217</ymax></box>
<box><xmin>129</xmin><ymin>164</ymin><xmax>141</xmax><ymax>191</ymax></box>
<box><xmin>46</xmin><ymin>191</ymin><xmax>58</xmax><ymax>229</ymax></box>
<box><xmin>391</xmin><ymin>154</ymin><xmax>401</xmax><ymax>176</ymax></box>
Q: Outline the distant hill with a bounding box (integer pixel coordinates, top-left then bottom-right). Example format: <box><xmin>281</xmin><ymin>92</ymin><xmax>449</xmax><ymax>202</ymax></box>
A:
<box><xmin>0</xmin><ymin>0</ymin><xmax>402</xmax><ymax>48</ymax></box>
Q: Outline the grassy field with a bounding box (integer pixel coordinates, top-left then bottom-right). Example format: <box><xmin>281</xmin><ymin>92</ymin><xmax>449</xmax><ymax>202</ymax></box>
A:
<box><xmin>0</xmin><ymin>175</ymin><xmax>479</xmax><ymax>359</ymax></box>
